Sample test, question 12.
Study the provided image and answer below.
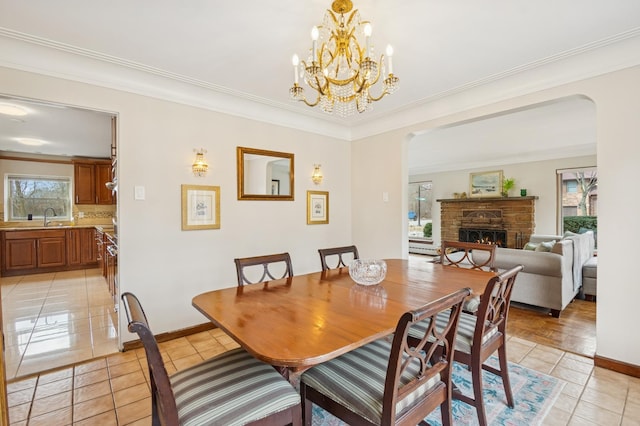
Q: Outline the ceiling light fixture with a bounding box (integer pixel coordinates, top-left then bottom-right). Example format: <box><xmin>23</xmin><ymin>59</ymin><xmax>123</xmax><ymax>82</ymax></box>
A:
<box><xmin>289</xmin><ymin>0</ymin><xmax>398</xmax><ymax>117</ymax></box>
<box><xmin>192</xmin><ymin>148</ymin><xmax>209</xmax><ymax>177</ymax></box>
<box><xmin>0</xmin><ymin>103</ymin><xmax>28</xmax><ymax>116</ymax></box>
<box><xmin>16</xmin><ymin>138</ymin><xmax>46</xmax><ymax>146</ymax></box>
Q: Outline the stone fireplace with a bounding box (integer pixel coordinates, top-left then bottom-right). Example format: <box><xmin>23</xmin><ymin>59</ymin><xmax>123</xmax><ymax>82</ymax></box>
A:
<box><xmin>437</xmin><ymin>196</ymin><xmax>537</xmax><ymax>249</ymax></box>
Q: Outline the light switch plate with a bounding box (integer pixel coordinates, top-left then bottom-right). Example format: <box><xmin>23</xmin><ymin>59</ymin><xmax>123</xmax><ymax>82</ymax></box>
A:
<box><xmin>134</xmin><ymin>185</ymin><xmax>145</xmax><ymax>200</ymax></box>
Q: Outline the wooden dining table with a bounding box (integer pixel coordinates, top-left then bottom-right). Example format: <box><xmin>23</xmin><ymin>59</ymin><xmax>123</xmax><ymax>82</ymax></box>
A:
<box><xmin>192</xmin><ymin>259</ymin><xmax>494</xmax><ymax>374</ymax></box>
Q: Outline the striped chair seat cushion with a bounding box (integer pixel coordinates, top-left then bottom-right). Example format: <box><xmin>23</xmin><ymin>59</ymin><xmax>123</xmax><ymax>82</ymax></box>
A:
<box><xmin>301</xmin><ymin>339</ymin><xmax>441</xmax><ymax>424</ymax></box>
<box><xmin>408</xmin><ymin>310</ymin><xmax>498</xmax><ymax>354</ymax></box>
<box><xmin>170</xmin><ymin>348</ymin><xmax>300</xmax><ymax>426</ymax></box>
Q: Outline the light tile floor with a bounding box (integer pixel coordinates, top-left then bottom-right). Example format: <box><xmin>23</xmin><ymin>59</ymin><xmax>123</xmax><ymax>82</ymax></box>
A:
<box><xmin>2</xmin><ymin>268</ymin><xmax>119</xmax><ymax>380</ymax></box>
<box><xmin>4</xmin><ymin>331</ymin><xmax>640</xmax><ymax>425</ymax></box>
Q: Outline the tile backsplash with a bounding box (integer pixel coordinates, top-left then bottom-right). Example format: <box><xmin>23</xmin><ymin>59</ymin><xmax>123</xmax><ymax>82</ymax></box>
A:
<box><xmin>0</xmin><ymin>204</ymin><xmax>116</xmax><ymax>228</ymax></box>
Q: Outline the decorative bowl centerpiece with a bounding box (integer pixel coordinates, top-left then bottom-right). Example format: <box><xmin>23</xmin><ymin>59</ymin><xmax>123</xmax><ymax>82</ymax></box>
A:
<box><xmin>349</xmin><ymin>259</ymin><xmax>387</xmax><ymax>286</ymax></box>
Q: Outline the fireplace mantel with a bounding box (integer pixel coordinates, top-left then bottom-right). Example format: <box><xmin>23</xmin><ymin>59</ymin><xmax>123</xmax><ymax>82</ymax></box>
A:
<box><xmin>437</xmin><ymin>196</ymin><xmax>538</xmax><ymax>249</ymax></box>
<box><xmin>436</xmin><ymin>196</ymin><xmax>539</xmax><ymax>203</ymax></box>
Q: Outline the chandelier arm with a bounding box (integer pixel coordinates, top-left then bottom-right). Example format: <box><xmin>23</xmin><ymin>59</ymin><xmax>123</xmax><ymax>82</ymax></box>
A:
<box><xmin>367</xmin><ymin>89</ymin><xmax>389</xmax><ymax>102</ymax></box>
<box><xmin>324</xmin><ymin>73</ymin><xmax>358</xmax><ymax>86</ymax></box>
<box><xmin>300</xmin><ymin>96</ymin><xmax>321</xmax><ymax>107</ymax></box>
<box><xmin>314</xmin><ymin>75</ymin><xmax>329</xmax><ymax>95</ymax></box>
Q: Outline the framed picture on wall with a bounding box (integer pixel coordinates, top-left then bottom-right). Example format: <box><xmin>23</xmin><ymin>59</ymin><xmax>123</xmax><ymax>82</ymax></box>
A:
<box><xmin>181</xmin><ymin>184</ymin><xmax>221</xmax><ymax>230</ymax></box>
<box><xmin>307</xmin><ymin>190</ymin><xmax>329</xmax><ymax>224</ymax></box>
<box><xmin>469</xmin><ymin>170</ymin><xmax>503</xmax><ymax>198</ymax></box>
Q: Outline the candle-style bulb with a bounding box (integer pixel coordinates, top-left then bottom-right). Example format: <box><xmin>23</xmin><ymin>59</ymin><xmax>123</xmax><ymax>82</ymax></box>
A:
<box><xmin>292</xmin><ymin>54</ymin><xmax>300</xmax><ymax>84</ymax></box>
<box><xmin>364</xmin><ymin>23</ymin><xmax>372</xmax><ymax>57</ymax></box>
<box><xmin>386</xmin><ymin>45</ymin><xmax>394</xmax><ymax>74</ymax></box>
<box><xmin>311</xmin><ymin>26</ymin><xmax>319</xmax><ymax>59</ymax></box>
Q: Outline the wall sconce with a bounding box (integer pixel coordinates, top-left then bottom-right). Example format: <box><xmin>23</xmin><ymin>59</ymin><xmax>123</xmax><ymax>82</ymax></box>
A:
<box><xmin>192</xmin><ymin>148</ymin><xmax>209</xmax><ymax>177</ymax></box>
<box><xmin>311</xmin><ymin>164</ymin><xmax>323</xmax><ymax>184</ymax></box>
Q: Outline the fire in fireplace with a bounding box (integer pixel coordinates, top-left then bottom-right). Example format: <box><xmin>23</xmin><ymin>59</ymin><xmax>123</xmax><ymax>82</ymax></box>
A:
<box><xmin>459</xmin><ymin>229</ymin><xmax>507</xmax><ymax>247</ymax></box>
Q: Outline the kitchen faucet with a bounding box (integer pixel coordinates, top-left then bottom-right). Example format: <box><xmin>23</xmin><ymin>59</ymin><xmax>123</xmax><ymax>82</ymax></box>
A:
<box><xmin>43</xmin><ymin>207</ymin><xmax>56</xmax><ymax>227</ymax></box>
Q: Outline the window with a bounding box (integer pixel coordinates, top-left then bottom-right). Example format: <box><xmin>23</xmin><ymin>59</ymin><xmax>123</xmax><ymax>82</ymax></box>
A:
<box><xmin>5</xmin><ymin>174</ymin><xmax>72</xmax><ymax>221</ymax></box>
<box><xmin>557</xmin><ymin>167</ymin><xmax>597</xmax><ymax>242</ymax></box>
<box><xmin>408</xmin><ymin>181</ymin><xmax>433</xmax><ymax>239</ymax></box>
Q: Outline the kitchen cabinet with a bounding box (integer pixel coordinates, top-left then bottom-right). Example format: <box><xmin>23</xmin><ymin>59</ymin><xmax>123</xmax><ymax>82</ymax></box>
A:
<box><xmin>1</xmin><ymin>227</ymin><xmax>99</xmax><ymax>276</ymax></box>
<box><xmin>2</xmin><ymin>229</ymin><xmax>66</xmax><ymax>275</ymax></box>
<box><xmin>73</xmin><ymin>159</ymin><xmax>113</xmax><ymax>205</ymax></box>
<box><xmin>67</xmin><ymin>228</ymin><xmax>98</xmax><ymax>267</ymax></box>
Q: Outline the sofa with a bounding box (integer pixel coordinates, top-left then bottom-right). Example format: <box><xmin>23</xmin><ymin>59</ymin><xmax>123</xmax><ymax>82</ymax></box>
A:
<box><xmin>491</xmin><ymin>232</ymin><xmax>595</xmax><ymax>317</ymax></box>
<box><xmin>582</xmin><ymin>256</ymin><xmax>598</xmax><ymax>300</ymax></box>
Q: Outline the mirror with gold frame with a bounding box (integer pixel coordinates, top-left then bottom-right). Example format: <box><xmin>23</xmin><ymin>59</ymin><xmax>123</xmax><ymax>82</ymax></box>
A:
<box><xmin>237</xmin><ymin>146</ymin><xmax>294</xmax><ymax>200</ymax></box>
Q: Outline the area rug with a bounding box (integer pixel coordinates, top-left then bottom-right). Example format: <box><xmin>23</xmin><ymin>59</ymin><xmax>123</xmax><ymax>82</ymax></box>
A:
<box><xmin>311</xmin><ymin>359</ymin><xmax>565</xmax><ymax>426</ymax></box>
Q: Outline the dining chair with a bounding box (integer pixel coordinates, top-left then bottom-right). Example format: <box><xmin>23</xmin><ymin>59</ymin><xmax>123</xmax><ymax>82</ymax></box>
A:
<box><xmin>300</xmin><ymin>287</ymin><xmax>471</xmax><ymax>426</ymax></box>
<box><xmin>121</xmin><ymin>292</ymin><xmax>302</xmax><ymax>426</ymax></box>
<box><xmin>408</xmin><ymin>264</ymin><xmax>524</xmax><ymax>426</ymax></box>
<box><xmin>234</xmin><ymin>252</ymin><xmax>293</xmax><ymax>286</ymax></box>
<box><xmin>440</xmin><ymin>241</ymin><xmax>497</xmax><ymax>271</ymax></box>
<box><xmin>440</xmin><ymin>241</ymin><xmax>498</xmax><ymax>313</ymax></box>
<box><xmin>318</xmin><ymin>245</ymin><xmax>359</xmax><ymax>271</ymax></box>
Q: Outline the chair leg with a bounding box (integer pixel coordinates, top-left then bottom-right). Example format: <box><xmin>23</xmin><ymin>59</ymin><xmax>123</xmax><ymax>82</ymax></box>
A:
<box><xmin>292</xmin><ymin>403</ymin><xmax>303</xmax><ymax>426</ymax></box>
<box><xmin>471</xmin><ymin>358</ymin><xmax>488</xmax><ymax>426</ymax></box>
<box><xmin>300</xmin><ymin>385</ymin><xmax>313</xmax><ymax>426</ymax></box>
<box><xmin>498</xmin><ymin>344</ymin><xmax>514</xmax><ymax>408</ymax></box>
<box><xmin>440</xmin><ymin>400</ymin><xmax>453</xmax><ymax>426</ymax></box>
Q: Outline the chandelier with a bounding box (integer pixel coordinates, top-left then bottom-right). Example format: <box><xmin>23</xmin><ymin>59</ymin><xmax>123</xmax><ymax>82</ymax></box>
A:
<box><xmin>289</xmin><ymin>0</ymin><xmax>399</xmax><ymax>117</ymax></box>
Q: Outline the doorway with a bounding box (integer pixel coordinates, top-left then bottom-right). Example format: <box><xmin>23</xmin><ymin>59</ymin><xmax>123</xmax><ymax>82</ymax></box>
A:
<box><xmin>0</xmin><ymin>95</ymin><xmax>119</xmax><ymax>380</ymax></box>
<box><xmin>405</xmin><ymin>96</ymin><xmax>597</xmax><ymax>356</ymax></box>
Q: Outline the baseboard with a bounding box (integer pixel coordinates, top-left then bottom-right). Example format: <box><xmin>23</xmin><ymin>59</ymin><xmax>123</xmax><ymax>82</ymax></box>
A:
<box><xmin>122</xmin><ymin>322</ymin><xmax>217</xmax><ymax>351</ymax></box>
<box><xmin>594</xmin><ymin>355</ymin><xmax>640</xmax><ymax>378</ymax></box>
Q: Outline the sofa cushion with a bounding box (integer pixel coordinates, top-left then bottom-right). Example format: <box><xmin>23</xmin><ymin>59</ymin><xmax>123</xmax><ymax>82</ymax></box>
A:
<box><xmin>495</xmin><ymin>247</ymin><xmax>564</xmax><ymax>277</ymax></box>
<box><xmin>535</xmin><ymin>240</ymin><xmax>556</xmax><ymax>252</ymax></box>
<box><xmin>529</xmin><ymin>235</ymin><xmax>563</xmax><ymax>244</ymax></box>
<box><xmin>582</xmin><ymin>256</ymin><xmax>597</xmax><ymax>278</ymax></box>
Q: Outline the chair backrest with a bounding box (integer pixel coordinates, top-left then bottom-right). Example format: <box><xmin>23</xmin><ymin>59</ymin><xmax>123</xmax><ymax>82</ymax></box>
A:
<box><xmin>121</xmin><ymin>292</ymin><xmax>180</xmax><ymax>426</ymax></box>
<box><xmin>318</xmin><ymin>245</ymin><xmax>359</xmax><ymax>271</ymax></box>
<box><xmin>441</xmin><ymin>241</ymin><xmax>497</xmax><ymax>271</ymax></box>
<box><xmin>474</xmin><ymin>265</ymin><xmax>524</xmax><ymax>346</ymax></box>
<box><xmin>234</xmin><ymin>252</ymin><xmax>293</xmax><ymax>286</ymax></box>
<box><xmin>383</xmin><ymin>287</ymin><xmax>470</xmax><ymax>424</ymax></box>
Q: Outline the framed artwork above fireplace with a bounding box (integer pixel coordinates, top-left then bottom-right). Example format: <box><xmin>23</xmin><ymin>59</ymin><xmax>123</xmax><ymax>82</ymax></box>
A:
<box><xmin>470</xmin><ymin>170</ymin><xmax>503</xmax><ymax>198</ymax></box>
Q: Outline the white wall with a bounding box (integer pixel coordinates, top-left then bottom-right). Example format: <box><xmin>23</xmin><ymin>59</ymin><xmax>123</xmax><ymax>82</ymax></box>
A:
<box><xmin>0</xmin><ymin>67</ymin><xmax>352</xmax><ymax>341</ymax></box>
<box><xmin>352</xmin><ymin>66</ymin><xmax>640</xmax><ymax>367</ymax></box>
<box><xmin>411</xmin><ymin>155</ymin><xmax>597</xmax><ymax>246</ymax></box>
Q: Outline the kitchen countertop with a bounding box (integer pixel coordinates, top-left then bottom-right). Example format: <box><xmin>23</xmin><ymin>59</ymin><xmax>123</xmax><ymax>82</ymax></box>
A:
<box><xmin>0</xmin><ymin>224</ymin><xmax>112</xmax><ymax>231</ymax></box>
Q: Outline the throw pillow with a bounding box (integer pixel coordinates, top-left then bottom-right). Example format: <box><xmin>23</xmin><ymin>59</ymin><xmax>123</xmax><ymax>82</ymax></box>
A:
<box><xmin>535</xmin><ymin>240</ymin><xmax>556</xmax><ymax>252</ymax></box>
<box><xmin>523</xmin><ymin>242</ymin><xmax>539</xmax><ymax>251</ymax></box>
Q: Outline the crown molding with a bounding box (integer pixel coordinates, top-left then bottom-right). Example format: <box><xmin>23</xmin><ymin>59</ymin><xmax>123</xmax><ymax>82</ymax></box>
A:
<box><xmin>1</xmin><ymin>27</ymin><xmax>639</xmax><ymax>143</ymax></box>
<box><xmin>0</xmin><ymin>28</ymin><xmax>351</xmax><ymax>141</ymax></box>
